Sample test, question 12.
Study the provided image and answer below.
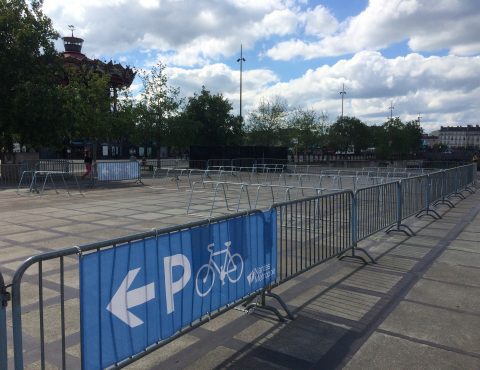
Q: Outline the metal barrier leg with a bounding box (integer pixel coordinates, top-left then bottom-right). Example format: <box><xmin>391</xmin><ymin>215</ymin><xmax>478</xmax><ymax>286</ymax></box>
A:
<box><xmin>385</xmin><ymin>181</ymin><xmax>415</xmax><ymax>236</ymax></box>
<box><xmin>60</xmin><ymin>173</ymin><xmax>71</xmax><ymax>195</ymax></box>
<box><xmin>386</xmin><ymin>223</ymin><xmax>415</xmax><ymax>236</ymax></box>
<box><xmin>416</xmin><ymin>207</ymin><xmax>441</xmax><ymax>220</ymax></box>
<box><xmin>243</xmin><ymin>289</ymin><xmax>294</xmax><ymax>322</ymax></box>
<box><xmin>432</xmin><ymin>196</ymin><xmax>455</xmax><ymax>209</ymax></box>
<box><xmin>0</xmin><ymin>273</ymin><xmax>9</xmax><ymax>370</ymax></box>
<box><xmin>338</xmin><ymin>246</ymin><xmax>377</xmax><ymax>264</ymax></box>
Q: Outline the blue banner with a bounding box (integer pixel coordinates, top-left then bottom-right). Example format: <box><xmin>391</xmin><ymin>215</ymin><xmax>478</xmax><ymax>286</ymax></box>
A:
<box><xmin>80</xmin><ymin>210</ymin><xmax>276</xmax><ymax>370</ymax></box>
<box><xmin>97</xmin><ymin>161</ymin><xmax>140</xmax><ymax>181</ymax></box>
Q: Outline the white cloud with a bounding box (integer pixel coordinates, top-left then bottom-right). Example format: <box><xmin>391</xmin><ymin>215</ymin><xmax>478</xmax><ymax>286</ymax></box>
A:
<box><xmin>245</xmin><ymin>51</ymin><xmax>480</xmax><ymax>131</ymax></box>
<box><xmin>44</xmin><ymin>0</ymin><xmax>304</xmax><ymax>65</ymax></box>
<box><xmin>303</xmin><ymin>5</ymin><xmax>338</xmax><ymax>37</ymax></box>
<box><xmin>267</xmin><ymin>0</ymin><xmax>480</xmax><ymax>60</ymax></box>
<box><xmin>165</xmin><ymin>63</ymin><xmax>278</xmax><ymax>112</ymax></box>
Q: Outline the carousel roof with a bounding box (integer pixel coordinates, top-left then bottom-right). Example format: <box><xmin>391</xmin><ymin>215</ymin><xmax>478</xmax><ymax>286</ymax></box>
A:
<box><xmin>62</xmin><ymin>32</ymin><xmax>135</xmax><ymax>88</ymax></box>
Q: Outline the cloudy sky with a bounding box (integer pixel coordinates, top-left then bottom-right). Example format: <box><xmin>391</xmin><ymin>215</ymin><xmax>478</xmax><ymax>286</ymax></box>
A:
<box><xmin>43</xmin><ymin>0</ymin><xmax>480</xmax><ymax>133</ymax></box>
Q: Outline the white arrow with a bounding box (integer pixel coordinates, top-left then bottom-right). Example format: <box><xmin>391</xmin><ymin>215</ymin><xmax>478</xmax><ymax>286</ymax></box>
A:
<box><xmin>106</xmin><ymin>267</ymin><xmax>155</xmax><ymax>328</ymax></box>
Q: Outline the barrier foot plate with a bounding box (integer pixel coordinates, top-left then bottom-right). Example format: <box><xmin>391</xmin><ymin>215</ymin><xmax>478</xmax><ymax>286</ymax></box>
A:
<box><xmin>464</xmin><ymin>186</ymin><xmax>475</xmax><ymax>194</ymax></box>
<box><xmin>243</xmin><ymin>290</ymin><xmax>294</xmax><ymax>322</ymax></box>
<box><xmin>265</xmin><ymin>292</ymin><xmax>295</xmax><ymax>320</ymax></box>
<box><xmin>244</xmin><ymin>302</ymin><xmax>286</xmax><ymax>322</ymax></box>
<box><xmin>432</xmin><ymin>199</ymin><xmax>455</xmax><ymax>208</ymax></box>
<box><xmin>338</xmin><ymin>247</ymin><xmax>376</xmax><ymax>264</ymax></box>
<box><xmin>386</xmin><ymin>224</ymin><xmax>415</xmax><ymax>237</ymax></box>
<box><xmin>448</xmin><ymin>192</ymin><xmax>465</xmax><ymax>200</ymax></box>
<box><xmin>416</xmin><ymin>209</ymin><xmax>441</xmax><ymax>220</ymax></box>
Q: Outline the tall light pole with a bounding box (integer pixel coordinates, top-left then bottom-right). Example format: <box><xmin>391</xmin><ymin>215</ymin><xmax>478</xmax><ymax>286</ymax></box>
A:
<box><xmin>389</xmin><ymin>101</ymin><xmax>395</xmax><ymax>121</ymax></box>
<box><xmin>339</xmin><ymin>83</ymin><xmax>346</xmax><ymax>121</ymax></box>
<box><xmin>237</xmin><ymin>44</ymin><xmax>246</xmax><ymax>120</ymax></box>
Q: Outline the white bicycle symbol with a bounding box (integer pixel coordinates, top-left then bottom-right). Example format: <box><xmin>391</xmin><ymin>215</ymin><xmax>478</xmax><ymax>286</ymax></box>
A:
<box><xmin>195</xmin><ymin>241</ymin><xmax>244</xmax><ymax>297</ymax></box>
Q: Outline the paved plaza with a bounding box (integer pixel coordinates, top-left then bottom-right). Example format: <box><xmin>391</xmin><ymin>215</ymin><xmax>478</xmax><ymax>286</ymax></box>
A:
<box><xmin>1</xmin><ymin>175</ymin><xmax>479</xmax><ymax>369</ymax></box>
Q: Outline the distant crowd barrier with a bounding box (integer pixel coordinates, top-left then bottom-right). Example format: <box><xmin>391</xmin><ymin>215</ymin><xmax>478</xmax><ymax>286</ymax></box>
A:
<box><xmin>0</xmin><ymin>163</ymin><xmax>476</xmax><ymax>369</ymax></box>
<box><xmin>0</xmin><ymin>272</ymin><xmax>7</xmax><ymax>370</ymax></box>
<box><xmin>16</xmin><ymin>160</ymin><xmax>82</xmax><ymax>195</ymax></box>
<box><xmin>96</xmin><ymin>161</ymin><xmax>142</xmax><ymax>183</ymax></box>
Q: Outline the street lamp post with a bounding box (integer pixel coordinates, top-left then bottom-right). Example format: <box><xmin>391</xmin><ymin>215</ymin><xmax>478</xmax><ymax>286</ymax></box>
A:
<box><xmin>389</xmin><ymin>101</ymin><xmax>395</xmax><ymax>121</ymax></box>
<box><xmin>237</xmin><ymin>44</ymin><xmax>246</xmax><ymax>120</ymax></box>
<box><xmin>339</xmin><ymin>83</ymin><xmax>346</xmax><ymax>121</ymax></box>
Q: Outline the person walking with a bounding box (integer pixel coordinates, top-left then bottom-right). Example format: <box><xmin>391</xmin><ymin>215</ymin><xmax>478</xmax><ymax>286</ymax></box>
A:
<box><xmin>81</xmin><ymin>150</ymin><xmax>93</xmax><ymax>179</ymax></box>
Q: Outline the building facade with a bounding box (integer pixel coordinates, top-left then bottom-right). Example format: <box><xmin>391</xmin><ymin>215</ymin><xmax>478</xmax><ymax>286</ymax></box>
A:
<box><xmin>439</xmin><ymin>125</ymin><xmax>480</xmax><ymax>149</ymax></box>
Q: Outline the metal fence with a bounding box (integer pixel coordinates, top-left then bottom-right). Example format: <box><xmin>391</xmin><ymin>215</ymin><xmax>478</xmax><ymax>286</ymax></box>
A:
<box><xmin>0</xmin><ymin>163</ymin><xmax>476</xmax><ymax>369</ymax></box>
<box><xmin>0</xmin><ymin>272</ymin><xmax>7</xmax><ymax>370</ymax></box>
<box><xmin>8</xmin><ymin>211</ymin><xmax>279</xmax><ymax>369</ymax></box>
<box><xmin>274</xmin><ymin>191</ymin><xmax>353</xmax><ymax>282</ymax></box>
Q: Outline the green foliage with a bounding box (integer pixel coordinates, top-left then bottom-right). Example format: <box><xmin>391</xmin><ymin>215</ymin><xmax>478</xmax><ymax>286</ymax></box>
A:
<box><xmin>373</xmin><ymin>117</ymin><xmax>423</xmax><ymax>159</ymax></box>
<box><xmin>137</xmin><ymin>62</ymin><xmax>182</xmax><ymax>147</ymax></box>
<box><xmin>246</xmin><ymin>97</ymin><xmax>288</xmax><ymax>146</ymax></box>
<box><xmin>0</xmin><ymin>0</ymin><xmax>61</xmax><ymax>151</ymax></box>
<box><xmin>182</xmin><ymin>86</ymin><xmax>243</xmax><ymax>146</ymax></box>
<box><xmin>328</xmin><ymin>116</ymin><xmax>370</xmax><ymax>152</ymax></box>
<box><xmin>287</xmin><ymin>109</ymin><xmax>328</xmax><ymax>151</ymax></box>
<box><xmin>60</xmin><ymin>70</ymin><xmax>112</xmax><ymax>142</ymax></box>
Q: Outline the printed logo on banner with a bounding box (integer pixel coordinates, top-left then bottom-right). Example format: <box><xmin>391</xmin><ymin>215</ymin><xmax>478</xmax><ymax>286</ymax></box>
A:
<box><xmin>246</xmin><ymin>264</ymin><xmax>275</xmax><ymax>286</ymax></box>
<box><xmin>80</xmin><ymin>210</ymin><xmax>276</xmax><ymax>370</ymax></box>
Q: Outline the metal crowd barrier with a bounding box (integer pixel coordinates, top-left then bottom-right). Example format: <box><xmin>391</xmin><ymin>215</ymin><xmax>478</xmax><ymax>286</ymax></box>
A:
<box><xmin>0</xmin><ymin>272</ymin><xmax>7</xmax><ymax>370</ymax></box>
<box><xmin>272</xmin><ymin>191</ymin><xmax>357</xmax><ymax>282</ymax></box>
<box><xmin>355</xmin><ymin>182</ymin><xmax>398</xmax><ymax>242</ymax></box>
<box><xmin>16</xmin><ymin>160</ymin><xmax>82</xmax><ymax>196</ymax></box>
<box><xmin>95</xmin><ymin>161</ymin><xmax>142</xmax><ymax>184</ymax></box>
<box><xmin>186</xmin><ymin>180</ymin><xmax>340</xmax><ymax>218</ymax></box>
<box><xmin>0</xmin><ymin>163</ymin><xmax>476</xmax><ymax>369</ymax></box>
<box><xmin>7</xmin><ymin>210</ymin><xmax>285</xmax><ymax>369</ymax></box>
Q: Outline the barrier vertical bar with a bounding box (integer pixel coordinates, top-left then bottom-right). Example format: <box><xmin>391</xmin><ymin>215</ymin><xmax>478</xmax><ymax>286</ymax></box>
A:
<box><xmin>0</xmin><ymin>272</ymin><xmax>8</xmax><ymax>370</ymax></box>
<box><xmin>385</xmin><ymin>180</ymin><xmax>415</xmax><ymax>236</ymax></box>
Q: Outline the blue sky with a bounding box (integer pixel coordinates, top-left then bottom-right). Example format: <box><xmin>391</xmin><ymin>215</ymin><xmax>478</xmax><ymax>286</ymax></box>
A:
<box><xmin>44</xmin><ymin>0</ymin><xmax>480</xmax><ymax>133</ymax></box>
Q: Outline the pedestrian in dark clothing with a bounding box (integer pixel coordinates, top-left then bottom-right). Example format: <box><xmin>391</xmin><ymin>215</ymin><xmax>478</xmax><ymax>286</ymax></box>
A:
<box><xmin>81</xmin><ymin>151</ymin><xmax>93</xmax><ymax>179</ymax></box>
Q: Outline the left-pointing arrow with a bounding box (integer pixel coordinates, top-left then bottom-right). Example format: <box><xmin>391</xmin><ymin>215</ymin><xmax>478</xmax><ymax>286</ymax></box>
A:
<box><xmin>106</xmin><ymin>267</ymin><xmax>155</xmax><ymax>328</ymax></box>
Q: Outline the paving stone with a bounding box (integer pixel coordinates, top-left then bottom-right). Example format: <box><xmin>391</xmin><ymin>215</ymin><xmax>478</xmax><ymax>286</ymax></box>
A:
<box><xmin>304</xmin><ymin>288</ymin><xmax>380</xmax><ymax>322</ymax></box>
<box><xmin>388</xmin><ymin>244</ymin><xmax>430</xmax><ymax>259</ymax></box>
<box><xmin>372</xmin><ymin>255</ymin><xmax>418</xmax><ymax>272</ymax></box>
<box><xmin>128</xmin><ymin>212</ymin><xmax>163</xmax><ymax>221</ymax></box>
<box><xmin>51</xmin><ymin>223</ymin><xmax>105</xmax><ymax>234</ymax></box>
<box><xmin>183</xmin><ymin>346</ymin><xmax>238</xmax><ymax>370</ymax></box>
<box><xmin>406</xmin><ymin>278</ymin><xmax>480</xmax><ymax>314</ymax></box>
<box><xmin>4</xmin><ymin>230</ymin><xmax>61</xmax><ymax>243</ymax></box>
<box><xmin>339</xmin><ymin>269</ymin><xmax>402</xmax><ymax>294</ymax></box>
<box><xmin>437</xmin><ymin>249</ymin><xmax>480</xmax><ymax>268</ymax></box>
<box><xmin>15</xmin><ymin>298</ymin><xmax>80</xmax><ymax>344</ymax></box>
<box><xmin>423</xmin><ymin>262</ymin><xmax>480</xmax><ymax>288</ymax></box>
<box><xmin>0</xmin><ymin>246</ymin><xmax>43</xmax><ymax>262</ymax></box>
<box><xmin>380</xmin><ymin>301</ymin><xmax>480</xmax><ymax>354</ymax></box>
<box><xmin>0</xmin><ymin>224</ymin><xmax>34</xmax><ymax>234</ymax></box>
<box><xmin>456</xmin><ymin>230</ymin><xmax>480</xmax><ymax>241</ymax></box>
<box><xmin>345</xmin><ymin>331</ymin><xmax>480</xmax><ymax>370</ymax></box>
<box><xmin>123</xmin><ymin>334</ymin><xmax>199</xmax><ymax>369</ymax></box>
<box><xmin>447</xmin><ymin>239</ymin><xmax>480</xmax><ymax>254</ymax></box>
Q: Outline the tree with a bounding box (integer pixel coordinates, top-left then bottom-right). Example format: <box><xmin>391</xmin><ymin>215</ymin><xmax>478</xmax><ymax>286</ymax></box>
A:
<box><xmin>403</xmin><ymin>119</ymin><xmax>423</xmax><ymax>154</ymax></box>
<box><xmin>0</xmin><ymin>0</ymin><xmax>61</xmax><ymax>153</ymax></box>
<box><xmin>59</xmin><ymin>69</ymin><xmax>113</xmax><ymax>157</ymax></box>
<box><xmin>373</xmin><ymin>117</ymin><xmax>423</xmax><ymax>159</ymax></box>
<box><xmin>182</xmin><ymin>86</ymin><xmax>243</xmax><ymax>146</ymax></box>
<box><xmin>246</xmin><ymin>97</ymin><xmax>288</xmax><ymax>146</ymax></box>
<box><xmin>137</xmin><ymin>62</ymin><xmax>182</xmax><ymax>154</ymax></box>
<box><xmin>328</xmin><ymin>116</ymin><xmax>370</xmax><ymax>152</ymax></box>
<box><xmin>287</xmin><ymin>109</ymin><xmax>328</xmax><ymax>153</ymax></box>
